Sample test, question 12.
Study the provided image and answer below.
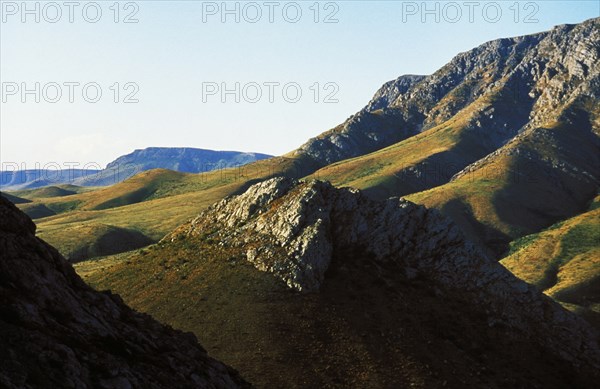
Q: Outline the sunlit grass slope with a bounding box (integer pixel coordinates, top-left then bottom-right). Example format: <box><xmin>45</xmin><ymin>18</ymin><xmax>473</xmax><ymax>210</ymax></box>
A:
<box><xmin>406</xmin><ymin>116</ymin><xmax>599</xmax><ymax>257</ymax></box>
<box><xmin>309</xmin><ymin>89</ymin><xmax>526</xmax><ymax>200</ymax></box>
<box><xmin>501</xmin><ymin>199</ymin><xmax>600</xmax><ymax>328</ymax></box>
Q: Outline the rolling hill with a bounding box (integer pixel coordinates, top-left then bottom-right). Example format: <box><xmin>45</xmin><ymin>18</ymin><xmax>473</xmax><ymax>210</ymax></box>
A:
<box><xmin>18</xmin><ymin>157</ymin><xmax>314</xmax><ymax>261</ymax></box>
<box><xmin>0</xmin><ymin>192</ymin><xmax>31</xmax><ymax>204</ymax></box>
<box><xmin>9</xmin><ymin>184</ymin><xmax>93</xmax><ymax>199</ymax></box>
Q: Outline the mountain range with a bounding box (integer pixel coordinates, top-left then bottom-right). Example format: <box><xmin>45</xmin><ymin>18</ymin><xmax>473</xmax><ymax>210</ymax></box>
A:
<box><xmin>1</xmin><ymin>147</ymin><xmax>272</xmax><ymax>190</ymax></box>
<box><xmin>2</xmin><ymin>17</ymin><xmax>600</xmax><ymax>388</ymax></box>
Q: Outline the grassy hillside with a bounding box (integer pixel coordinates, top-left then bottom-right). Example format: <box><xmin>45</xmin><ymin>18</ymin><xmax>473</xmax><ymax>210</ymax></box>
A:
<box><xmin>501</xmin><ymin>200</ymin><xmax>600</xmax><ymax>328</ymax></box>
<box><xmin>308</xmin><ymin>86</ymin><xmax>599</xmax><ymax>258</ymax></box>
<box><xmin>18</xmin><ymin>156</ymin><xmax>316</xmax><ymax>215</ymax></box>
<box><xmin>15</xmin><ymin>170</ymin><xmax>192</xmax><ymax>213</ymax></box>
<box><xmin>6</xmin><ymin>185</ymin><xmax>98</xmax><ymax>219</ymax></box>
<box><xmin>42</xmin><ymin>223</ymin><xmax>154</xmax><ymax>262</ymax></box>
<box><xmin>406</xmin><ymin>115</ymin><xmax>599</xmax><ymax>257</ymax></box>
<box><xmin>309</xmin><ymin>86</ymin><xmax>527</xmax><ymax>200</ymax></box>
<box><xmin>9</xmin><ymin>184</ymin><xmax>93</xmax><ymax>199</ymax></box>
<box><xmin>76</xmin><ymin>238</ymin><xmax>591</xmax><ymax>388</ymax></box>
<box><xmin>309</xmin><ymin>114</ymin><xmax>466</xmax><ymax>198</ymax></box>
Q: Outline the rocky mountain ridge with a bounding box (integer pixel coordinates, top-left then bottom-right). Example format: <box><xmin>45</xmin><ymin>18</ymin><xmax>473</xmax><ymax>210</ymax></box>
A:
<box><xmin>304</xmin><ymin>17</ymin><xmax>599</xmax><ymax>259</ymax></box>
<box><xmin>167</xmin><ymin>177</ymin><xmax>600</xmax><ymax>377</ymax></box>
<box><xmin>296</xmin><ymin>17</ymin><xmax>599</xmax><ymax>172</ymax></box>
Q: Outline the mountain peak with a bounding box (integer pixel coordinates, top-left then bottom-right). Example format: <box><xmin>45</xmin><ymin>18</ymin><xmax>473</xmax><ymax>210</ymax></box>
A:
<box><xmin>295</xmin><ymin>18</ymin><xmax>599</xmax><ymax>166</ymax></box>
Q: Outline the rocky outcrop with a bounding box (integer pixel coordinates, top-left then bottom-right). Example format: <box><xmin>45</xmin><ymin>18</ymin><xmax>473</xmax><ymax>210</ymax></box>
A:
<box><xmin>169</xmin><ymin>177</ymin><xmax>600</xmax><ymax>375</ymax></box>
<box><xmin>363</xmin><ymin>74</ymin><xmax>426</xmax><ymax>112</ymax></box>
<box><xmin>0</xmin><ymin>196</ymin><xmax>250</xmax><ymax>388</ymax></box>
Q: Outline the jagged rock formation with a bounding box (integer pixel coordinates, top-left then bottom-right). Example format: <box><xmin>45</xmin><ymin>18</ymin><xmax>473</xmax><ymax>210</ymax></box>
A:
<box><xmin>168</xmin><ymin>177</ymin><xmax>600</xmax><ymax>381</ymax></box>
<box><xmin>363</xmin><ymin>74</ymin><xmax>426</xmax><ymax>112</ymax></box>
<box><xmin>0</xmin><ymin>196</ymin><xmax>250</xmax><ymax>388</ymax></box>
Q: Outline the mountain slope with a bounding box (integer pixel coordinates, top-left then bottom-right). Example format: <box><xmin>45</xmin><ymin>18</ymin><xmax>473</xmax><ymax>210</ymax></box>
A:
<box><xmin>76</xmin><ymin>147</ymin><xmax>273</xmax><ymax>187</ymax></box>
<box><xmin>311</xmin><ymin>18</ymin><xmax>600</xmax><ymax>256</ymax></box>
<box><xmin>79</xmin><ymin>178</ymin><xmax>600</xmax><ymax>388</ymax></box>
<box><xmin>407</xmin><ymin>98</ymin><xmax>599</xmax><ymax>256</ymax></box>
<box><xmin>501</xmin><ymin>197</ymin><xmax>600</xmax><ymax>327</ymax></box>
<box><xmin>0</xmin><ymin>196</ymin><xmax>249</xmax><ymax>388</ymax></box>
<box><xmin>295</xmin><ymin>26</ymin><xmax>547</xmax><ymax>166</ymax></box>
<box><xmin>106</xmin><ymin>147</ymin><xmax>272</xmax><ymax>174</ymax></box>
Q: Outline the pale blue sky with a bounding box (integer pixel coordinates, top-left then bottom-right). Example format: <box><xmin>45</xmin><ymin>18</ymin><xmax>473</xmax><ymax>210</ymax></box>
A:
<box><xmin>1</xmin><ymin>1</ymin><xmax>598</xmax><ymax>168</ymax></box>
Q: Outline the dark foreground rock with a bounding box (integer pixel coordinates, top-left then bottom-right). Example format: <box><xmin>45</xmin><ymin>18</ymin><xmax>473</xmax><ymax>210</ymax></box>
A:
<box><xmin>0</xmin><ymin>196</ymin><xmax>250</xmax><ymax>389</ymax></box>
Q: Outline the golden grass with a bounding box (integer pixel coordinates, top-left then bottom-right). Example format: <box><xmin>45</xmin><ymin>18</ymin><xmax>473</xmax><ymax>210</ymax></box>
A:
<box><xmin>308</xmin><ymin>102</ymin><xmax>481</xmax><ymax>192</ymax></box>
<box><xmin>405</xmin><ymin>118</ymin><xmax>599</xmax><ymax>257</ymax></box>
<box><xmin>501</xmin><ymin>208</ymin><xmax>600</xmax><ymax>297</ymax></box>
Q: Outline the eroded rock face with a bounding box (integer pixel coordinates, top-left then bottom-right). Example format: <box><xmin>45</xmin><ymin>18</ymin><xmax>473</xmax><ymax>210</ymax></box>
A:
<box><xmin>169</xmin><ymin>177</ymin><xmax>600</xmax><ymax>374</ymax></box>
<box><xmin>0</xmin><ymin>196</ymin><xmax>250</xmax><ymax>389</ymax></box>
